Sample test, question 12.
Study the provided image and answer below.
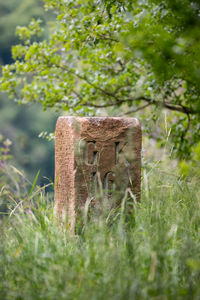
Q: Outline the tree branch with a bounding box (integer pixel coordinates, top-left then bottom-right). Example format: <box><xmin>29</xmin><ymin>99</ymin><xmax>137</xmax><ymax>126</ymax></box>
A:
<box><xmin>121</xmin><ymin>103</ymin><xmax>152</xmax><ymax>116</ymax></box>
<box><xmin>82</xmin><ymin>96</ymin><xmax>152</xmax><ymax>108</ymax></box>
<box><xmin>56</xmin><ymin>62</ymin><xmax>197</xmax><ymax>115</ymax></box>
<box><xmin>97</xmin><ymin>34</ymin><xmax>119</xmax><ymax>42</ymax></box>
<box><xmin>163</xmin><ymin>99</ymin><xmax>196</xmax><ymax>115</ymax></box>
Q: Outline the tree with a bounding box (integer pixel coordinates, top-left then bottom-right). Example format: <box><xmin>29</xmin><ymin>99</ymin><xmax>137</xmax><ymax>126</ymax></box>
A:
<box><xmin>0</xmin><ymin>0</ymin><xmax>45</xmax><ymax>64</ymax></box>
<box><xmin>1</xmin><ymin>0</ymin><xmax>200</xmax><ymax>158</ymax></box>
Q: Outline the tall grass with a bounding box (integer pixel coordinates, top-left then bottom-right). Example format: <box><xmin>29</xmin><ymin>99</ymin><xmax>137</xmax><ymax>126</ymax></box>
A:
<box><xmin>0</xmin><ymin>160</ymin><xmax>200</xmax><ymax>300</ymax></box>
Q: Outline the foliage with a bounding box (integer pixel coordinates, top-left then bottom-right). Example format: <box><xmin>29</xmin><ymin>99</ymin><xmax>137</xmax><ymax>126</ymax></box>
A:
<box><xmin>1</xmin><ymin>0</ymin><xmax>200</xmax><ymax>158</ymax></box>
<box><xmin>0</xmin><ymin>132</ymin><xmax>53</xmax><ymax>218</ymax></box>
<box><xmin>0</xmin><ymin>0</ymin><xmax>45</xmax><ymax>65</ymax></box>
<box><xmin>179</xmin><ymin>141</ymin><xmax>200</xmax><ymax>178</ymax></box>
<box><xmin>0</xmin><ymin>96</ymin><xmax>58</xmax><ymax>184</ymax></box>
<box><xmin>0</xmin><ymin>134</ymin><xmax>27</xmax><ymax>215</ymax></box>
<box><xmin>0</xmin><ymin>160</ymin><xmax>200</xmax><ymax>299</ymax></box>
<box><xmin>0</xmin><ymin>0</ymin><xmax>58</xmax><ymax>184</ymax></box>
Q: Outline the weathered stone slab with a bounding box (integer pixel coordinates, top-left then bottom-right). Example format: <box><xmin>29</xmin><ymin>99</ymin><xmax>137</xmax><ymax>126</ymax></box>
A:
<box><xmin>54</xmin><ymin>117</ymin><xmax>141</xmax><ymax>227</ymax></box>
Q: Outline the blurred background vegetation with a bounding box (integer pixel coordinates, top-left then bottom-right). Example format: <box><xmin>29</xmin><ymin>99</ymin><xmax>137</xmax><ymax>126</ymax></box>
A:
<box><xmin>0</xmin><ymin>0</ymin><xmax>58</xmax><ymax>184</ymax></box>
<box><xmin>1</xmin><ymin>0</ymin><xmax>200</xmax><ymax>186</ymax></box>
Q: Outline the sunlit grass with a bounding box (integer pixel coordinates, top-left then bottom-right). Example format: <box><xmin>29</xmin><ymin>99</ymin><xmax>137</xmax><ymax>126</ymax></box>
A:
<box><xmin>0</xmin><ymin>160</ymin><xmax>200</xmax><ymax>300</ymax></box>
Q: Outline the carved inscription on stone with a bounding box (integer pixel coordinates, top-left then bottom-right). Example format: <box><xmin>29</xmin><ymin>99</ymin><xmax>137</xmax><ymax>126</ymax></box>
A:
<box><xmin>83</xmin><ymin>140</ymin><xmax>126</xmax><ymax>197</ymax></box>
<box><xmin>54</xmin><ymin>117</ymin><xmax>142</xmax><ymax>225</ymax></box>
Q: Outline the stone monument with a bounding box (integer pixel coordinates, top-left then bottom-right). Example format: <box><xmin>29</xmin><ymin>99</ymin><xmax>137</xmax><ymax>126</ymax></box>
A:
<box><xmin>54</xmin><ymin>117</ymin><xmax>142</xmax><ymax>228</ymax></box>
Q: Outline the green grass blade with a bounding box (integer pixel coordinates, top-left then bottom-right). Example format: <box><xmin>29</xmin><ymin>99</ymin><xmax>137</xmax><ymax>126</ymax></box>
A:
<box><xmin>28</xmin><ymin>170</ymin><xmax>40</xmax><ymax>200</ymax></box>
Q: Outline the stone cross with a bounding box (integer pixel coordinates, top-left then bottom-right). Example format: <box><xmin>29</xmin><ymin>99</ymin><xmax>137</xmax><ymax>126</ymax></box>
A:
<box><xmin>54</xmin><ymin>117</ymin><xmax>142</xmax><ymax>228</ymax></box>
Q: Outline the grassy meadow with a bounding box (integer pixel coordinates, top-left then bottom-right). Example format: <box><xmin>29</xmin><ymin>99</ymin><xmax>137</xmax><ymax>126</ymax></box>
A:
<box><xmin>0</xmin><ymin>155</ymin><xmax>200</xmax><ymax>300</ymax></box>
